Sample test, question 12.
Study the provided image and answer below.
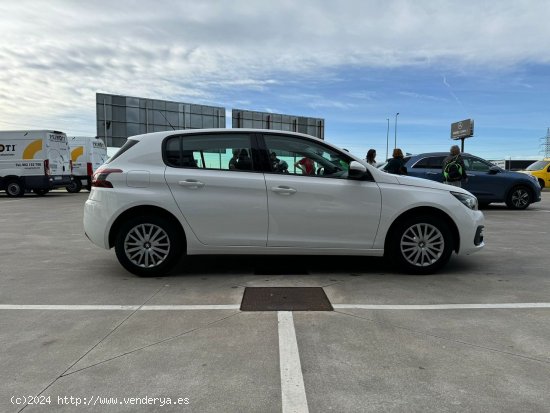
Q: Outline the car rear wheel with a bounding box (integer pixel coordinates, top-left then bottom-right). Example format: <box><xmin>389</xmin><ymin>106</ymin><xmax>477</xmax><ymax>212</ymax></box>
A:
<box><xmin>115</xmin><ymin>215</ymin><xmax>183</xmax><ymax>277</ymax></box>
<box><xmin>389</xmin><ymin>215</ymin><xmax>453</xmax><ymax>274</ymax></box>
<box><xmin>6</xmin><ymin>180</ymin><xmax>25</xmax><ymax>197</ymax></box>
<box><xmin>66</xmin><ymin>179</ymin><xmax>82</xmax><ymax>193</ymax></box>
<box><xmin>505</xmin><ymin>186</ymin><xmax>531</xmax><ymax>210</ymax></box>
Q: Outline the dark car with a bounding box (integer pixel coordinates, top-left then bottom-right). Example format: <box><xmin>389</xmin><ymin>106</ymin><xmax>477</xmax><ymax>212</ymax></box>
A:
<box><xmin>403</xmin><ymin>152</ymin><xmax>542</xmax><ymax>209</ymax></box>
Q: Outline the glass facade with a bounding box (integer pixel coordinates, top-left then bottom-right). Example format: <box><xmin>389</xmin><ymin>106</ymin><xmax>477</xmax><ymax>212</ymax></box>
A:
<box><xmin>231</xmin><ymin>109</ymin><xmax>324</xmax><ymax>140</ymax></box>
<box><xmin>96</xmin><ymin>93</ymin><xmax>226</xmax><ymax>147</ymax></box>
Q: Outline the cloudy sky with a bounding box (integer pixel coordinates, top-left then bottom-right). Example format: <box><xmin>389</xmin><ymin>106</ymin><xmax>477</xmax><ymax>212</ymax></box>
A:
<box><xmin>1</xmin><ymin>0</ymin><xmax>550</xmax><ymax>160</ymax></box>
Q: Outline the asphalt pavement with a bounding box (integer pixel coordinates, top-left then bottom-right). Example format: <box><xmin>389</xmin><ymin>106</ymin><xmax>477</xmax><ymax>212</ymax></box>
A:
<box><xmin>1</xmin><ymin>190</ymin><xmax>549</xmax><ymax>412</ymax></box>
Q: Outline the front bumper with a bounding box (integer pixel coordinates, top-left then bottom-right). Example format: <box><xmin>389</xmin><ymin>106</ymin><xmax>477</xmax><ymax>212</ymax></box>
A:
<box><xmin>456</xmin><ymin>209</ymin><xmax>485</xmax><ymax>256</ymax></box>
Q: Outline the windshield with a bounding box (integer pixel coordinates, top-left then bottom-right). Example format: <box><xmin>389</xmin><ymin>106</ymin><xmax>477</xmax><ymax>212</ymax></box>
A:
<box><xmin>526</xmin><ymin>160</ymin><xmax>550</xmax><ymax>171</ymax></box>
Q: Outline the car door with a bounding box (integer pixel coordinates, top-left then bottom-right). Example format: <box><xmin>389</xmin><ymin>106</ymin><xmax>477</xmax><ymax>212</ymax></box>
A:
<box><xmin>164</xmin><ymin>132</ymin><xmax>268</xmax><ymax>246</ymax></box>
<box><xmin>462</xmin><ymin>156</ymin><xmax>507</xmax><ymax>201</ymax></box>
<box><xmin>262</xmin><ymin>134</ymin><xmax>382</xmax><ymax>249</ymax></box>
<box><xmin>409</xmin><ymin>156</ymin><xmax>445</xmax><ymax>182</ymax></box>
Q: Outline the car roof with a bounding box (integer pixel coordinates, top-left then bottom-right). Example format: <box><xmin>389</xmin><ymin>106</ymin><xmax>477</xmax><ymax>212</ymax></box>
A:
<box><xmin>411</xmin><ymin>152</ymin><xmax>475</xmax><ymax>157</ymax></box>
<box><xmin>129</xmin><ymin>128</ymin><xmax>324</xmax><ymax>142</ymax></box>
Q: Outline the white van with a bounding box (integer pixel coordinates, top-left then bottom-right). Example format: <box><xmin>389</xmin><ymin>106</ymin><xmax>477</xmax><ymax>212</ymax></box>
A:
<box><xmin>0</xmin><ymin>130</ymin><xmax>72</xmax><ymax>197</ymax></box>
<box><xmin>67</xmin><ymin>136</ymin><xmax>107</xmax><ymax>192</ymax></box>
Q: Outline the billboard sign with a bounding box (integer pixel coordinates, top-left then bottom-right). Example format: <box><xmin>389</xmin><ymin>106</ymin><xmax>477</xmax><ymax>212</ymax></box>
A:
<box><xmin>232</xmin><ymin>109</ymin><xmax>324</xmax><ymax>140</ymax></box>
<box><xmin>451</xmin><ymin>119</ymin><xmax>474</xmax><ymax>140</ymax></box>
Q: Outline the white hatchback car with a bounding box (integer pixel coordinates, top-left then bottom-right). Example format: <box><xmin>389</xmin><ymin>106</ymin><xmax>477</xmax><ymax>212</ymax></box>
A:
<box><xmin>84</xmin><ymin>129</ymin><xmax>484</xmax><ymax>276</ymax></box>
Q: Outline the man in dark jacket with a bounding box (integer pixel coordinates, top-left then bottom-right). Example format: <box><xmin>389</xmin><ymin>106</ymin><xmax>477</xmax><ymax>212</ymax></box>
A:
<box><xmin>442</xmin><ymin>145</ymin><xmax>468</xmax><ymax>187</ymax></box>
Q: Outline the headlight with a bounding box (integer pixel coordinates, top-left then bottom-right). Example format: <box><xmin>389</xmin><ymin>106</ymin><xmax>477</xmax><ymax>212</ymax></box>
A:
<box><xmin>451</xmin><ymin>192</ymin><xmax>478</xmax><ymax>210</ymax></box>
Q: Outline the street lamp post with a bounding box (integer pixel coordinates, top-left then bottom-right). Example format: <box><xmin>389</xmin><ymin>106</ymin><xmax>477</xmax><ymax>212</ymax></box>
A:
<box><xmin>385</xmin><ymin>118</ymin><xmax>390</xmax><ymax>161</ymax></box>
<box><xmin>394</xmin><ymin>112</ymin><xmax>399</xmax><ymax>149</ymax></box>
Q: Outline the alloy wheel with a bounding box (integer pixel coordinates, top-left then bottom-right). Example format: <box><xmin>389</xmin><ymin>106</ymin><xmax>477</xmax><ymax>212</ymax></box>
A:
<box><xmin>400</xmin><ymin>223</ymin><xmax>444</xmax><ymax>267</ymax></box>
<box><xmin>124</xmin><ymin>223</ymin><xmax>171</xmax><ymax>268</ymax></box>
<box><xmin>511</xmin><ymin>188</ymin><xmax>529</xmax><ymax>208</ymax></box>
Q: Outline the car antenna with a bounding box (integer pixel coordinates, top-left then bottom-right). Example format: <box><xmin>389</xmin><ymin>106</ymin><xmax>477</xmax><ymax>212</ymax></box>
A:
<box><xmin>158</xmin><ymin>110</ymin><xmax>176</xmax><ymax>131</ymax></box>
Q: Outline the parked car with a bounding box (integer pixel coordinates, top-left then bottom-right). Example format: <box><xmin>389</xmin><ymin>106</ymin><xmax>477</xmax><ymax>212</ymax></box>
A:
<box><xmin>402</xmin><ymin>152</ymin><xmax>542</xmax><ymax>209</ymax></box>
<box><xmin>84</xmin><ymin>129</ymin><xmax>484</xmax><ymax>276</ymax></box>
<box><xmin>518</xmin><ymin>158</ymin><xmax>550</xmax><ymax>189</ymax></box>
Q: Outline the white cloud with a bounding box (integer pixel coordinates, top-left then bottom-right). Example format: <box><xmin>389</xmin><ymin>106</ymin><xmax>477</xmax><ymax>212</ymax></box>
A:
<box><xmin>1</xmin><ymin>0</ymin><xmax>550</xmax><ymax>134</ymax></box>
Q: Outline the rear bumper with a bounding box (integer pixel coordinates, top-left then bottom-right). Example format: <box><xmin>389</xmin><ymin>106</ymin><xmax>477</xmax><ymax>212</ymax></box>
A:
<box><xmin>84</xmin><ymin>190</ymin><xmax>116</xmax><ymax>249</ymax></box>
<box><xmin>21</xmin><ymin>175</ymin><xmax>71</xmax><ymax>190</ymax></box>
<box><xmin>50</xmin><ymin>175</ymin><xmax>73</xmax><ymax>188</ymax></box>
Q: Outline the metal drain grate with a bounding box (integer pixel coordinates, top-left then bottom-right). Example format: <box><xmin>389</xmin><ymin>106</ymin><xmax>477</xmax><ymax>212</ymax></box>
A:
<box><xmin>240</xmin><ymin>287</ymin><xmax>333</xmax><ymax>311</ymax></box>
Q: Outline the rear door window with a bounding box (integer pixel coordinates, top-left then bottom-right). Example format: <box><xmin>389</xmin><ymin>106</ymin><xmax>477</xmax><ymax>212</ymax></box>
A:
<box><xmin>413</xmin><ymin>156</ymin><xmax>445</xmax><ymax>169</ymax></box>
<box><xmin>163</xmin><ymin>133</ymin><xmax>255</xmax><ymax>171</ymax></box>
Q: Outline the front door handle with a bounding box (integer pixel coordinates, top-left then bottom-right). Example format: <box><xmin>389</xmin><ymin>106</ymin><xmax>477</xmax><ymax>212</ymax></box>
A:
<box><xmin>178</xmin><ymin>179</ymin><xmax>205</xmax><ymax>189</ymax></box>
<box><xmin>271</xmin><ymin>186</ymin><xmax>297</xmax><ymax>195</ymax></box>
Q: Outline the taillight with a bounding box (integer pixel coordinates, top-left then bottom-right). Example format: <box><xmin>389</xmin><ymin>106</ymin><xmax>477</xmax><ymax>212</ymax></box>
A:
<box><xmin>87</xmin><ymin>162</ymin><xmax>93</xmax><ymax>177</ymax></box>
<box><xmin>44</xmin><ymin>159</ymin><xmax>50</xmax><ymax>176</ymax></box>
<box><xmin>92</xmin><ymin>168</ymin><xmax>122</xmax><ymax>188</ymax></box>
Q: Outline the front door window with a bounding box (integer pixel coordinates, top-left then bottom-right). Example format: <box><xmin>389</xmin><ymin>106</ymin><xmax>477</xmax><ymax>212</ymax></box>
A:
<box><xmin>263</xmin><ymin>135</ymin><xmax>351</xmax><ymax>178</ymax></box>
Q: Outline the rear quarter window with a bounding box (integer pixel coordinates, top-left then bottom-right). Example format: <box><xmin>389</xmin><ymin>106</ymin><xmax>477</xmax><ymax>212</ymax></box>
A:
<box><xmin>106</xmin><ymin>140</ymin><xmax>138</xmax><ymax>163</ymax></box>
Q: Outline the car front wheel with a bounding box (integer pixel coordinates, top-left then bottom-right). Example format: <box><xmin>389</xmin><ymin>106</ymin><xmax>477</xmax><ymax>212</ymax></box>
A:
<box><xmin>505</xmin><ymin>186</ymin><xmax>531</xmax><ymax>210</ymax></box>
<box><xmin>115</xmin><ymin>216</ymin><xmax>183</xmax><ymax>277</ymax></box>
<box><xmin>389</xmin><ymin>215</ymin><xmax>453</xmax><ymax>274</ymax></box>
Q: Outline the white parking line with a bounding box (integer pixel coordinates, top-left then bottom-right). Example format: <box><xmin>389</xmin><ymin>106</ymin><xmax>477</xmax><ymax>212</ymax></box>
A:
<box><xmin>0</xmin><ymin>305</ymin><xmax>139</xmax><ymax>310</ymax></box>
<box><xmin>0</xmin><ymin>304</ymin><xmax>240</xmax><ymax>310</ymax></box>
<box><xmin>334</xmin><ymin>303</ymin><xmax>550</xmax><ymax>310</ymax></box>
<box><xmin>278</xmin><ymin>311</ymin><xmax>309</xmax><ymax>413</ymax></box>
<box><xmin>2</xmin><ymin>303</ymin><xmax>550</xmax><ymax>311</ymax></box>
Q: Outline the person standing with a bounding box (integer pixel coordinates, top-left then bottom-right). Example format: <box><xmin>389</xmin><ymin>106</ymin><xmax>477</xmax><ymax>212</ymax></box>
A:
<box><xmin>442</xmin><ymin>145</ymin><xmax>468</xmax><ymax>187</ymax></box>
<box><xmin>366</xmin><ymin>149</ymin><xmax>377</xmax><ymax>166</ymax></box>
<box><xmin>383</xmin><ymin>148</ymin><xmax>407</xmax><ymax>175</ymax></box>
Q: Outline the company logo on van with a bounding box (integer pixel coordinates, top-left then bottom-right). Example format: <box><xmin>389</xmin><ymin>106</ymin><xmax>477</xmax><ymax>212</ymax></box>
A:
<box><xmin>93</xmin><ymin>141</ymin><xmax>105</xmax><ymax>148</ymax></box>
<box><xmin>49</xmin><ymin>134</ymin><xmax>67</xmax><ymax>142</ymax></box>
<box><xmin>0</xmin><ymin>144</ymin><xmax>16</xmax><ymax>153</ymax></box>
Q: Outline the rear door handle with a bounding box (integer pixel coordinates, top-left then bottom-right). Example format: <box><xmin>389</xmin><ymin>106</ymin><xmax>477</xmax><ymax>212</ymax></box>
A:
<box><xmin>178</xmin><ymin>179</ymin><xmax>205</xmax><ymax>189</ymax></box>
<box><xmin>271</xmin><ymin>186</ymin><xmax>297</xmax><ymax>195</ymax></box>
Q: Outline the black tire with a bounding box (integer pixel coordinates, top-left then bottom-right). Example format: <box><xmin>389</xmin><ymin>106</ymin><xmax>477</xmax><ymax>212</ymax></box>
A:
<box><xmin>505</xmin><ymin>186</ymin><xmax>532</xmax><ymax>210</ymax></box>
<box><xmin>33</xmin><ymin>189</ymin><xmax>49</xmax><ymax>196</ymax></box>
<box><xmin>388</xmin><ymin>215</ymin><xmax>454</xmax><ymax>274</ymax></box>
<box><xmin>114</xmin><ymin>215</ymin><xmax>183</xmax><ymax>277</ymax></box>
<box><xmin>538</xmin><ymin>179</ymin><xmax>545</xmax><ymax>189</ymax></box>
<box><xmin>6</xmin><ymin>179</ymin><xmax>25</xmax><ymax>197</ymax></box>
<box><xmin>66</xmin><ymin>179</ymin><xmax>82</xmax><ymax>193</ymax></box>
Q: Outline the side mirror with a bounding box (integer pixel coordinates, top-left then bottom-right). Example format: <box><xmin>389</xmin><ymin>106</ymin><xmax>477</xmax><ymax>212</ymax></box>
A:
<box><xmin>488</xmin><ymin>166</ymin><xmax>500</xmax><ymax>174</ymax></box>
<box><xmin>348</xmin><ymin>161</ymin><xmax>367</xmax><ymax>179</ymax></box>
